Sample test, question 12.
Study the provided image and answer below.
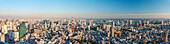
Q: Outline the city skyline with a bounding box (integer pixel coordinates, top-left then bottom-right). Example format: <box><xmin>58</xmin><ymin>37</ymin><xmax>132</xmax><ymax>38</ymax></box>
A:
<box><xmin>0</xmin><ymin>0</ymin><xmax>170</xmax><ymax>18</ymax></box>
<box><xmin>0</xmin><ymin>0</ymin><xmax>169</xmax><ymax>44</ymax></box>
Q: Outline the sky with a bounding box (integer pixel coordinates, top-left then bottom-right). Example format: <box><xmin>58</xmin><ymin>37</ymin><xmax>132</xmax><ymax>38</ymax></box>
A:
<box><xmin>0</xmin><ymin>0</ymin><xmax>170</xmax><ymax>18</ymax></box>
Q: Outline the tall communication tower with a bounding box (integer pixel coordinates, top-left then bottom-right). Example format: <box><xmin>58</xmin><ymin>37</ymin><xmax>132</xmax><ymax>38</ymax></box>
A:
<box><xmin>71</xmin><ymin>17</ymin><xmax>74</xmax><ymax>32</ymax></box>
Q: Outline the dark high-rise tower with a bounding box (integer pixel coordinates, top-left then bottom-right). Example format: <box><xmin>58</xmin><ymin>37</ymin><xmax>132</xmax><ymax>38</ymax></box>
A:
<box><xmin>19</xmin><ymin>22</ymin><xmax>26</xmax><ymax>37</ymax></box>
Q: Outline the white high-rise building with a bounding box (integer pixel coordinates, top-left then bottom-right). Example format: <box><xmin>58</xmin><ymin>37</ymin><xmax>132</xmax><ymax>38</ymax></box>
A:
<box><xmin>0</xmin><ymin>34</ymin><xmax>5</xmax><ymax>42</ymax></box>
<box><xmin>112</xmin><ymin>21</ymin><xmax>115</xmax><ymax>27</ymax></box>
<box><xmin>97</xmin><ymin>27</ymin><xmax>100</xmax><ymax>31</ymax></box>
<box><xmin>108</xmin><ymin>31</ymin><xmax>110</xmax><ymax>37</ymax></box>
<box><xmin>89</xmin><ymin>21</ymin><xmax>92</xmax><ymax>26</ymax></box>
<box><xmin>110</xmin><ymin>27</ymin><xmax>115</xmax><ymax>37</ymax></box>
<box><xmin>147</xmin><ymin>21</ymin><xmax>149</xmax><ymax>25</ymax></box>
<box><xmin>50</xmin><ymin>21</ymin><xmax>54</xmax><ymax>28</ymax></box>
<box><xmin>106</xmin><ymin>25</ymin><xmax>111</xmax><ymax>31</ymax></box>
<box><xmin>9</xmin><ymin>22</ymin><xmax>13</xmax><ymax>30</ymax></box>
<box><xmin>2</xmin><ymin>25</ymin><xmax>8</xmax><ymax>34</ymax></box>
<box><xmin>126</xmin><ymin>20</ymin><xmax>129</xmax><ymax>26</ymax></box>
<box><xmin>88</xmin><ymin>26</ymin><xmax>90</xmax><ymax>30</ymax></box>
<box><xmin>161</xmin><ymin>20</ymin><xmax>164</xmax><ymax>25</ymax></box>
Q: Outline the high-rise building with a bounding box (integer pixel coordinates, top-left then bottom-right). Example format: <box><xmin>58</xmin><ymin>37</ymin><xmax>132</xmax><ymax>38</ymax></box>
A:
<box><xmin>147</xmin><ymin>21</ymin><xmax>149</xmax><ymax>25</ymax></box>
<box><xmin>135</xmin><ymin>21</ymin><xmax>138</xmax><ymax>27</ymax></box>
<box><xmin>2</xmin><ymin>25</ymin><xmax>8</xmax><ymax>34</ymax></box>
<box><xmin>5</xmin><ymin>34</ymin><xmax>9</xmax><ymax>43</ymax></box>
<box><xmin>8</xmin><ymin>30</ymin><xmax>13</xmax><ymax>39</ymax></box>
<box><xmin>1</xmin><ymin>34</ymin><xmax>9</xmax><ymax>43</ymax></box>
<box><xmin>161</xmin><ymin>20</ymin><xmax>164</xmax><ymax>25</ymax></box>
<box><xmin>107</xmin><ymin>26</ymin><xmax>111</xmax><ymax>37</ymax></box>
<box><xmin>142</xmin><ymin>21</ymin><xmax>145</xmax><ymax>26</ymax></box>
<box><xmin>0</xmin><ymin>34</ymin><xmax>5</xmax><ymax>42</ymax></box>
<box><xmin>97</xmin><ymin>27</ymin><xmax>99</xmax><ymax>31</ymax></box>
<box><xmin>89</xmin><ymin>21</ymin><xmax>92</xmax><ymax>26</ymax></box>
<box><xmin>50</xmin><ymin>21</ymin><xmax>54</xmax><ymax>28</ymax></box>
<box><xmin>117</xmin><ymin>20</ymin><xmax>120</xmax><ymax>25</ymax></box>
<box><xmin>106</xmin><ymin>25</ymin><xmax>111</xmax><ymax>31</ymax></box>
<box><xmin>163</xmin><ymin>31</ymin><xmax>168</xmax><ymax>42</ymax></box>
<box><xmin>112</xmin><ymin>21</ymin><xmax>115</xmax><ymax>27</ymax></box>
<box><xmin>88</xmin><ymin>26</ymin><xmax>90</xmax><ymax>30</ymax></box>
<box><xmin>139</xmin><ymin>20</ymin><xmax>142</xmax><ymax>26</ymax></box>
<box><xmin>25</xmin><ymin>23</ymin><xmax>29</xmax><ymax>31</ymax></box>
<box><xmin>28</xmin><ymin>23</ymin><xmax>33</xmax><ymax>32</ymax></box>
<box><xmin>9</xmin><ymin>22</ymin><xmax>13</xmax><ymax>30</ymax></box>
<box><xmin>130</xmin><ymin>20</ymin><xmax>133</xmax><ymax>25</ymax></box>
<box><xmin>108</xmin><ymin>31</ymin><xmax>110</xmax><ymax>37</ymax></box>
<box><xmin>110</xmin><ymin>27</ymin><xmax>114</xmax><ymax>37</ymax></box>
<box><xmin>101</xmin><ymin>23</ymin><xmax>105</xmax><ymax>29</ymax></box>
<box><xmin>44</xmin><ymin>20</ymin><xmax>48</xmax><ymax>29</ymax></box>
<box><xmin>126</xmin><ymin>20</ymin><xmax>129</xmax><ymax>26</ymax></box>
<box><xmin>19</xmin><ymin>22</ymin><xmax>26</xmax><ymax>37</ymax></box>
<box><xmin>13</xmin><ymin>31</ymin><xmax>19</xmax><ymax>41</ymax></box>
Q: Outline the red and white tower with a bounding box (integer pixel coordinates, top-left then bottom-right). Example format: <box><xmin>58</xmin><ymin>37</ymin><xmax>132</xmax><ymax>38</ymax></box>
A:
<box><xmin>71</xmin><ymin>17</ymin><xmax>74</xmax><ymax>32</ymax></box>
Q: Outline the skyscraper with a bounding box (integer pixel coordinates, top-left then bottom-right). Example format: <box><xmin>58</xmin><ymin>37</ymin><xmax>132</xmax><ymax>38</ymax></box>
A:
<box><xmin>106</xmin><ymin>25</ymin><xmax>111</xmax><ymax>31</ymax></box>
<box><xmin>101</xmin><ymin>23</ymin><xmax>105</xmax><ymax>29</ymax></box>
<box><xmin>8</xmin><ymin>30</ymin><xmax>13</xmax><ymax>40</ymax></box>
<box><xmin>147</xmin><ymin>21</ymin><xmax>149</xmax><ymax>25</ymax></box>
<box><xmin>135</xmin><ymin>21</ymin><xmax>138</xmax><ymax>27</ymax></box>
<box><xmin>0</xmin><ymin>34</ymin><xmax>5</xmax><ymax>42</ymax></box>
<box><xmin>2</xmin><ymin>25</ymin><xmax>8</xmax><ymax>34</ymax></box>
<box><xmin>50</xmin><ymin>21</ymin><xmax>54</xmax><ymax>28</ymax></box>
<box><xmin>88</xmin><ymin>26</ymin><xmax>90</xmax><ymax>30</ymax></box>
<box><xmin>107</xmin><ymin>25</ymin><xmax>111</xmax><ymax>37</ymax></box>
<box><xmin>13</xmin><ymin>31</ymin><xmax>19</xmax><ymax>41</ymax></box>
<box><xmin>139</xmin><ymin>20</ymin><xmax>142</xmax><ymax>26</ymax></box>
<box><xmin>0</xmin><ymin>34</ymin><xmax>9</xmax><ymax>43</ymax></box>
<box><xmin>163</xmin><ymin>31</ymin><xmax>168</xmax><ymax>42</ymax></box>
<box><xmin>19</xmin><ymin>22</ymin><xmax>26</xmax><ymax>37</ymax></box>
<box><xmin>28</xmin><ymin>23</ymin><xmax>33</xmax><ymax>32</ymax></box>
<box><xmin>97</xmin><ymin>27</ymin><xmax>100</xmax><ymax>31</ymax></box>
<box><xmin>110</xmin><ymin>27</ymin><xmax>114</xmax><ymax>37</ymax></box>
<box><xmin>161</xmin><ymin>20</ymin><xmax>164</xmax><ymax>25</ymax></box>
<box><xmin>130</xmin><ymin>20</ymin><xmax>133</xmax><ymax>25</ymax></box>
<box><xmin>142</xmin><ymin>21</ymin><xmax>145</xmax><ymax>26</ymax></box>
<box><xmin>89</xmin><ymin>21</ymin><xmax>92</xmax><ymax>26</ymax></box>
<box><xmin>112</xmin><ymin>21</ymin><xmax>115</xmax><ymax>27</ymax></box>
<box><xmin>9</xmin><ymin>22</ymin><xmax>13</xmax><ymax>30</ymax></box>
<box><xmin>44</xmin><ymin>20</ymin><xmax>48</xmax><ymax>29</ymax></box>
<box><xmin>126</xmin><ymin>20</ymin><xmax>129</xmax><ymax>26</ymax></box>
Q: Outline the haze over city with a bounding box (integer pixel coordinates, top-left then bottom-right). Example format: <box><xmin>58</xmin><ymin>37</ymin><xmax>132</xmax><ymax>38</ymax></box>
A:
<box><xmin>0</xmin><ymin>0</ymin><xmax>170</xmax><ymax>18</ymax></box>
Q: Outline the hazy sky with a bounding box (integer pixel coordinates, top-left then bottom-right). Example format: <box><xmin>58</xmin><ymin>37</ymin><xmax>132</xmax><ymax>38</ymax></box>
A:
<box><xmin>0</xmin><ymin>0</ymin><xmax>170</xmax><ymax>18</ymax></box>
